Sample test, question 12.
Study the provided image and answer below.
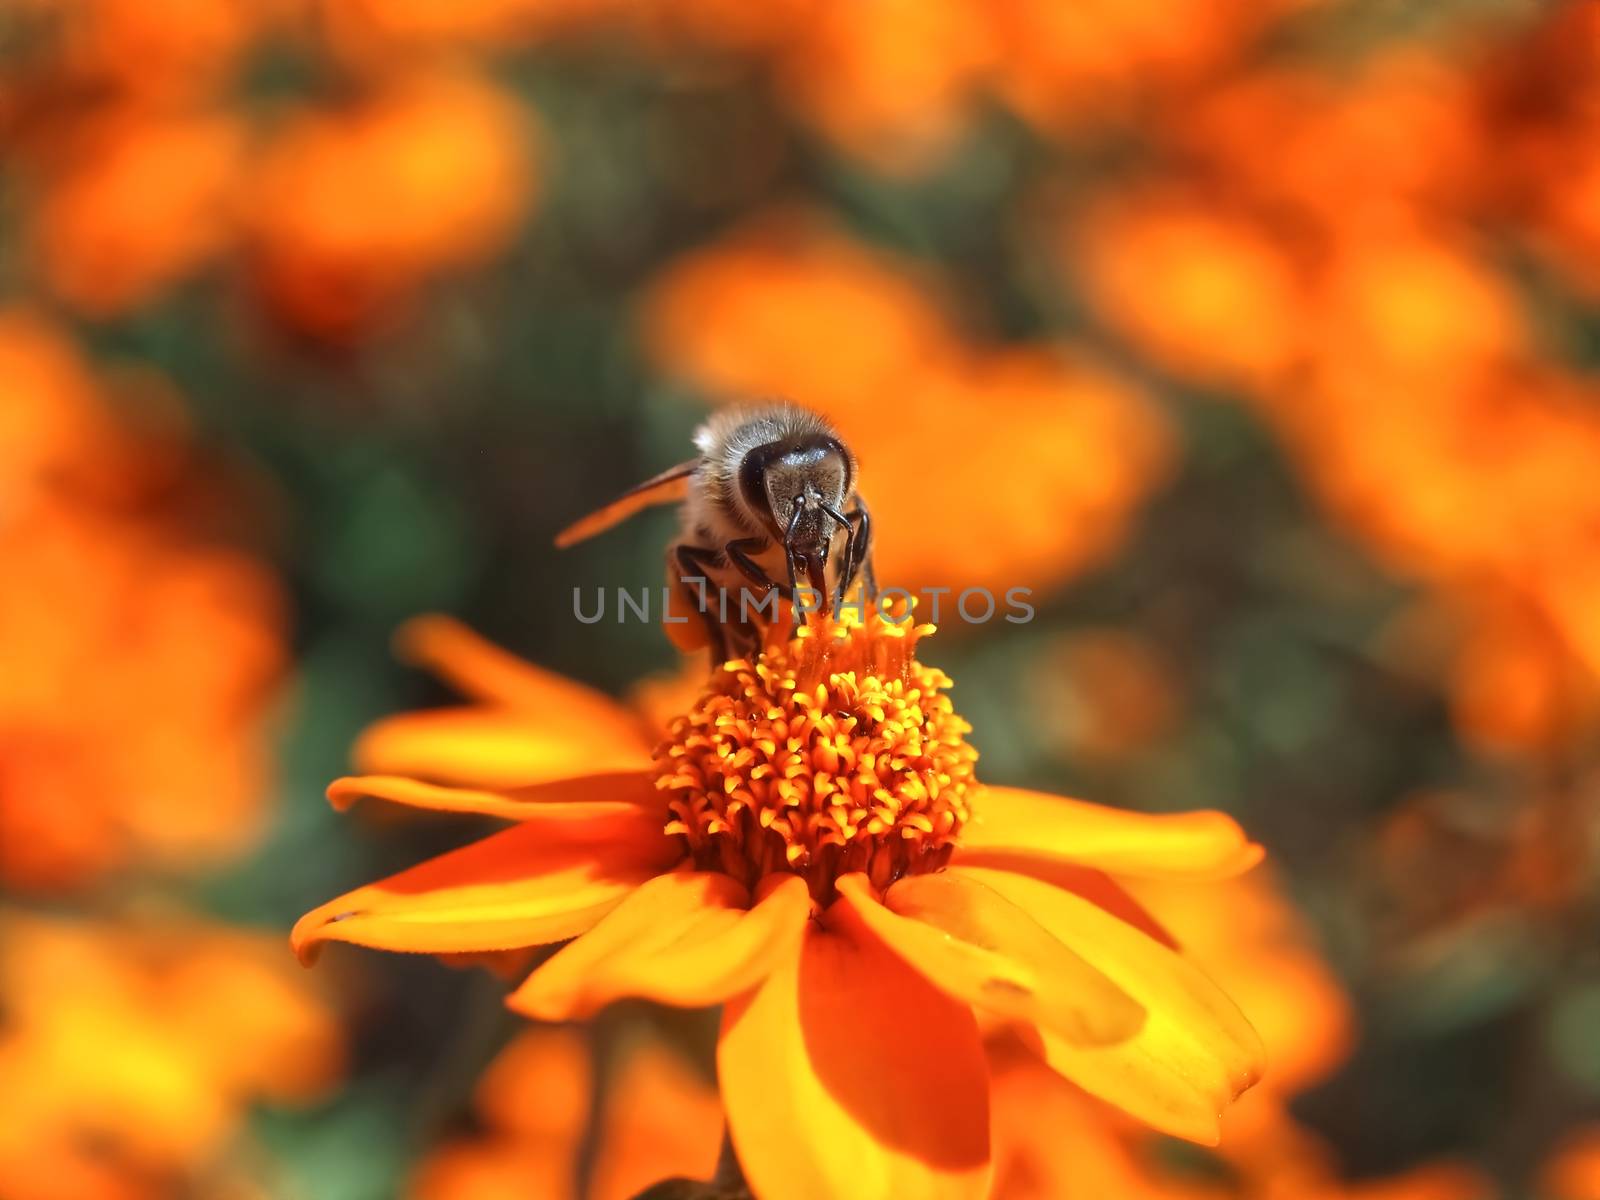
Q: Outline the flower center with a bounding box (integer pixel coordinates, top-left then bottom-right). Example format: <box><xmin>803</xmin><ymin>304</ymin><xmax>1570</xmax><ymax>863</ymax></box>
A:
<box><xmin>655</xmin><ymin>610</ymin><xmax>979</xmax><ymax>903</ymax></box>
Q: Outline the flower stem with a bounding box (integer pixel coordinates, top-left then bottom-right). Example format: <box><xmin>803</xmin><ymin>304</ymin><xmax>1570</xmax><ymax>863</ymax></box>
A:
<box><xmin>712</xmin><ymin>1128</ymin><xmax>752</xmax><ymax>1196</ymax></box>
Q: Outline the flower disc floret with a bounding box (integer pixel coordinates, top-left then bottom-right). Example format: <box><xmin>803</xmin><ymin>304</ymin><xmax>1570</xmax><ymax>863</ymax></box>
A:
<box><xmin>656</xmin><ymin>612</ymin><xmax>979</xmax><ymax>902</ymax></box>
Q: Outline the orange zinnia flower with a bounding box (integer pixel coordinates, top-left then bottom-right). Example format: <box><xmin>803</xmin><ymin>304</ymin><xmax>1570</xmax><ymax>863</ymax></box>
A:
<box><xmin>991</xmin><ymin>1037</ymin><xmax>1492</xmax><ymax>1200</ymax></box>
<box><xmin>29</xmin><ymin>109</ymin><xmax>247</xmax><ymax>316</ymax></box>
<box><xmin>296</xmin><ymin>611</ymin><xmax>1264</xmax><ymax>1197</ymax></box>
<box><xmin>0</xmin><ymin>314</ymin><xmax>286</xmax><ymax>890</ymax></box>
<box><xmin>411</xmin><ymin>1024</ymin><xmax>724</xmax><ymax>1200</ymax></box>
<box><xmin>989</xmin><ymin>869</ymin><xmax>1491</xmax><ymax>1200</ymax></box>
<box><xmin>1543</xmin><ymin>1127</ymin><xmax>1600</xmax><ymax>1200</ymax></box>
<box><xmin>986</xmin><ymin>0</ymin><xmax>1307</xmax><ymax>137</ymax></box>
<box><xmin>246</xmin><ymin>67</ymin><xmax>537</xmax><ymax>342</ymax></box>
<box><xmin>642</xmin><ymin>212</ymin><xmax>1175</xmax><ymax>600</ymax></box>
<box><xmin>0</xmin><ymin>910</ymin><xmax>342</xmax><ymax>1200</ymax></box>
<box><xmin>770</xmin><ymin>0</ymin><xmax>997</xmax><ymax>173</ymax></box>
<box><xmin>0</xmin><ymin>312</ymin><xmax>126</xmax><ymax>505</ymax></box>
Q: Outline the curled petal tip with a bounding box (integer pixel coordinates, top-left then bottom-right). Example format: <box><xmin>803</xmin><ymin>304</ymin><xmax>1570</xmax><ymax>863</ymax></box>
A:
<box><xmin>503</xmin><ymin>980</ymin><xmax>561</xmax><ymax>1022</ymax></box>
<box><xmin>1205</xmin><ymin>825</ymin><xmax>1266</xmax><ymax>879</ymax></box>
<box><xmin>394</xmin><ymin>613</ymin><xmax>450</xmax><ymax>647</ymax></box>
<box><xmin>1231</xmin><ymin>1037</ymin><xmax>1268</xmax><ymax>1097</ymax></box>
<box><xmin>325</xmin><ymin>777</ymin><xmax>364</xmax><ymax>811</ymax></box>
<box><xmin>392</xmin><ymin>614</ymin><xmax>469</xmax><ymax>669</ymax></box>
<box><xmin>289</xmin><ymin>912</ymin><xmax>329</xmax><ymax>966</ymax></box>
<box><xmin>291</xmin><ymin>905</ymin><xmax>369</xmax><ymax>966</ymax></box>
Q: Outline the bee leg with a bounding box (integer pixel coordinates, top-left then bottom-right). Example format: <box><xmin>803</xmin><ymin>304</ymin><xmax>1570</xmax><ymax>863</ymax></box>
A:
<box><xmin>674</xmin><ymin>543</ymin><xmax>730</xmax><ymax>662</ymax></box>
<box><xmin>839</xmin><ymin>499</ymin><xmax>875</xmax><ymax>603</ymax></box>
<box><xmin>725</xmin><ymin>536</ymin><xmax>804</xmax><ymax>634</ymax></box>
<box><xmin>819</xmin><ymin>501</ymin><xmax>854</xmax><ymax>616</ymax></box>
<box><xmin>724</xmin><ymin>537</ymin><xmax>787</xmax><ymax>601</ymax></box>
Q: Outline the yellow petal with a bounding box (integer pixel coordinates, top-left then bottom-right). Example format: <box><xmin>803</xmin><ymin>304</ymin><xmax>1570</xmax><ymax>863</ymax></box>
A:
<box><xmin>326</xmin><ymin>770</ymin><xmax>658</xmax><ymax>823</ymax></box>
<box><xmin>509</xmin><ymin>871</ymin><xmax>811</xmax><ymax>1020</ymax></box>
<box><xmin>836</xmin><ymin>873</ymin><xmax>1144</xmax><ymax>1047</ymax></box>
<box><xmin>719</xmin><ymin>904</ymin><xmax>992</xmax><ymax>1200</ymax></box>
<box><xmin>990</xmin><ymin>860</ymin><xmax>1178</xmax><ymax>949</ymax></box>
<box><xmin>290</xmin><ymin>807</ymin><xmax>680</xmax><ymax>965</ymax></box>
<box><xmin>950</xmin><ymin>865</ymin><xmax>1263</xmax><ymax>1145</ymax></box>
<box><xmin>355</xmin><ymin>706</ymin><xmax>652</xmax><ymax>788</ymax></box>
<box><xmin>954</xmin><ymin>787</ymin><xmax>1262</xmax><ymax>879</ymax></box>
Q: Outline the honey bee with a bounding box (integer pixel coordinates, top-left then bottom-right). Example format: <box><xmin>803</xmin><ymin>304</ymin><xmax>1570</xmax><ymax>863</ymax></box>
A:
<box><xmin>557</xmin><ymin>403</ymin><xmax>874</xmax><ymax>662</ymax></box>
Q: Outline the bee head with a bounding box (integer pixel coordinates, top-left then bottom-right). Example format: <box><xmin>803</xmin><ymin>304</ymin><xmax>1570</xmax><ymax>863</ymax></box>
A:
<box><xmin>738</xmin><ymin>435</ymin><xmax>849</xmax><ymax>539</ymax></box>
<box><xmin>736</xmin><ymin>432</ymin><xmax>851</xmax><ymax>603</ymax></box>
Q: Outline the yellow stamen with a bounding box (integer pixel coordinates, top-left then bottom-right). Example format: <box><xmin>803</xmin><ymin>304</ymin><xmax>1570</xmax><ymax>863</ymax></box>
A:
<box><xmin>655</xmin><ymin>610</ymin><xmax>979</xmax><ymax>902</ymax></box>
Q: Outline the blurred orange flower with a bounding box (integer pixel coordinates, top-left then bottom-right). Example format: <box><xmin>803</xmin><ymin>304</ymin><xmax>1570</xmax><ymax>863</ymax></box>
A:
<box><xmin>0</xmin><ymin>910</ymin><xmax>342</xmax><ymax>1200</ymax></box>
<box><xmin>318</xmin><ymin>0</ymin><xmax>990</xmax><ymax>170</ymax></box>
<box><xmin>1273</xmin><ymin>363</ymin><xmax>1600</xmax><ymax>757</ymax></box>
<box><xmin>1061</xmin><ymin>36</ymin><xmax>1600</xmax><ymax>764</ymax></box>
<box><xmin>29</xmin><ymin>110</ymin><xmax>248</xmax><ymax>315</ymax></box>
<box><xmin>1544</xmin><ymin>1127</ymin><xmax>1600</xmax><ymax>1200</ymax></box>
<box><xmin>1168</xmin><ymin>55</ymin><xmax>1480</xmax><ymax>239</ymax></box>
<box><xmin>0</xmin><ymin>0</ymin><xmax>288</xmax><ymax>316</ymax></box>
<box><xmin>411</xmin><ymin>1026</ymin><xmax>723</xmax><ymax>1200</ymax></box>
<box><xmin>1071</xmin><ymin>188</ymin><xmax>1305</xmax><ymax>391</ymax></box>
<box><xmin>246</xmin><ymin>68</ymin><xmax>537</xmax><ymax>341</ymax></box>
<box><xmin>1477</xmin><ymin>3</ymin><xmax>1600</xmax><ymax>297</ymax></box>
<box><xmin>0</xmin><ymin>314</ymin><xmax>286</xmax><ymax>890</ymax></box>
<box><xmin>987</xmin><ymin>0</ymin><xmax>1307</xmax><ymax>136</ymax></box>
<box><xmin>772</xmin><ymin>0</ymin><xmax>995</xmax><ymax>172</ymax></box>
<box><xmin>296</xmin><ymin>612</ymin><xmax>1264</xmax><ymax>1197</ymax></box>
<box><xmin>1071</xmin><ymin>203</ymin><xmax>1517</xmax><ymax>404</ymax></box>
<box><xmin>314</xmin><ymin>0</ymin><xmax>1324</xmax><ymax>172</ymax></box>
<box><xmin>991</xmin><ymin>869</ymin><xmax>1491</xmax><ymax>1200</ymax></box>
<box><xmin>317</xmin><ymin>0</ymin><xmax>557</xmax><ymax>59</ymax></box>
<box><xmin>991</xmin><ymin>1040</ymin><xmax>1492</xmax><ymax>1200</ymax></box>
<box><xmin>643</xmin><ymin>213</ymin><xmax>1175</xmax><ymax>597</ymax></box>
<box><xmin>0</xmin><ymin>505</ymin><xmax>284</xmax><ymax>889</ymax></box>
<box><xmin>643</xmin><ymin>213</ymin><xmax>954</xmax><ymax>407</ymax></box>
<box><xmin>989</xmin><ymin>1040</ymin><xmax>1213</xmax><ymax>1200</ymax></box>
<box><xmin>0</xmin><ymin>312</ymin><xmax>126</xmax><ymax>504</ymax></box>
<box><xmin>3</xmin><ymin>0</ymin><xmax>276</xmax><ymax>110</ymax></box>
<box><xmin>1428</xmin><ymin>592</ymin><xmax>1600</xmax><ymax>757</ymax></box>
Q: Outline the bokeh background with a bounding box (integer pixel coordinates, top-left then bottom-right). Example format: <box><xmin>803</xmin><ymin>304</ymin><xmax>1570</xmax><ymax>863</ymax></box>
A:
<box><xmin>3</xmin><ymin>0</ymin><xmax>1600</xmax><ymax>1197</ymax></box>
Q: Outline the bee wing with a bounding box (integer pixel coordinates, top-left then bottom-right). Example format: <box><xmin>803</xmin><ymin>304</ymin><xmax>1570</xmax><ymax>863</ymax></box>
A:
<box><xmin>554</xmin><ymin>459</ymin><xmax>697</xmax><ymax>548</ymax></box>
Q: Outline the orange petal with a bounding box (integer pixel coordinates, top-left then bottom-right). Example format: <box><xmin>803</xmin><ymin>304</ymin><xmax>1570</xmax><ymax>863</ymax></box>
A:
<box><xmin>589</xmin><ymin>1037</ymin><xmax>725</xmax><ymax>1200</ymax></box>
<box><xmin>949</xmin><ymin>865</ymin><xmax>1263</xmax><ymax>1144</ymax></box>
<box><xmin>1011</xmin><ymin>861</ymin><xmax>1178</xmax><ymax>950</ymax></box>
<box><xmin>509</xmin><ymin>871</ymin><xmax>811</xmax><ymax>1020</ymax></box>
<box><xmin>326</xmin><ymin>771</ymin><xmax>658</xmax><ymax>823</ymax></box>
<box><xmin>719</xmin><ymin>901</ymin><xmax>992</xmax><ymax>1200</ymax></box>
<box><xmin>987</xmin><ymin>1035</ymin><xmax>1182</xmax><ymax>1200</ymax></box>
<box><xmin>290</xmin><ymin>808</ymin><xmax>680</xmax><ymax>965</ymax></box>
<box><xmin>396</xmin><ymin>615</ymin><xmax>652</xmax><ymax>743</ymax></box>
<box><xmin>836</xmin><ymin>873</ymin><xmax>1143</xmax><ymax>1047</ymax></box>
<box><xmin>355</xmin><ymin>706</ymin><xmax>653</xmax><ymax>787</ymax></box>
<box><xmin>954</xmin><ymin>787</ymin><xmax>1262</xmax><ymax>879</ymax></box>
